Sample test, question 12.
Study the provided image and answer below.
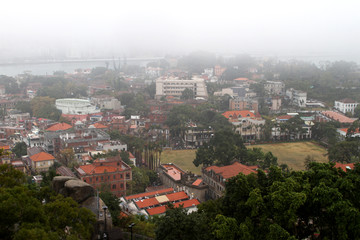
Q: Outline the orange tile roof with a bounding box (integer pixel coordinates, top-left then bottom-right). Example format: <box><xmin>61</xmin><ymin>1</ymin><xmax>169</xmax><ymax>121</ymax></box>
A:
<box><xmin>46</xmin><ymin>123</ymin><xmax>72</xmax><ymax>131</ymax></box>
<box><xmin>92</xmin><ymin>122</ymin><xmax>107</xmax><ymax>129</ymax></box>
<box><xmin>339</xmin><ymin>128</ymin><xmax>360</xmax><ymax>134</ymax></box>
<box><xmin>162</xmin><ymin>164</ymin><xmax>184</xmax><ymax>181</ymax></box>
<box><xmin>78</xmin><ymin>164</ymin><xmax>118</xmax><ymax>174</ymax></box>
<box><xmin>205</xmin><ymin>162</ymin><xmax>257</xmax><ymax>179</ymax></box>
<box><xmin>321</xmin><ymin>111</ymin><xmax>355</xmax><ymax>124</ymax></box>
<box><xmin>135</xmin><ymin>198</ymin><xmax>159</xmax><ymax>209</ymax></box>
<box><xmin>30</xmin><ymin>152</ymin><xmax>55</xmax><ymax>162</ymax></box>
<box><xmin>0</xmin><ymin>145</ymin><xmax>10</xmax><ymax>150</ymax></box>
<box><xmin>277</xmin><ymin>115</ymin><xmax>294</xmax><ymax>120</ymax></box>
<box><xmin>146</xmin><ymin>199</ymin><xmax>200</xmax><ymax>216</ymax></box>
<box><xmin>166</xmin><ymin>191</ymin><xmax>188</xmax><ymax>202</ymax></box>
<box><xmin>234</xmin><ymin>77</ymin><xmax>249</xmax><ymax>81</ymax></box>
<box><xmin>125</xmin><ymin>188</ymin><xmax>174</xmax><ymax>201</ymax></box>
<box><xmin>192</xmin><ymin>178</ymin><xmax>203</xmax><ymax>186</ymax></box>
<box><xmin>222</xmin><ymin>110</ymin><xmax>255</xmax><ymax>119</ymax></box>
<box><xmin>334</xmin><ymin>162</ymin><xmax>355</xmax><ymax>172</ymax></box>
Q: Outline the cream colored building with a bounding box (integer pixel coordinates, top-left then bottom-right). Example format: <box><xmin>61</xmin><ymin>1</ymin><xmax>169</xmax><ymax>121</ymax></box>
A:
<box><xmin>155</xmin><ymin>77</ymin><xmax>208</xmax><ymax>99</ymax></box>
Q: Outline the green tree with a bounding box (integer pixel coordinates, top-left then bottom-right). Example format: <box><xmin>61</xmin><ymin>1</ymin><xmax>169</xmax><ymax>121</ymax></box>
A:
<box><xmin>180</xmin><ymin>88</ymin><xmax>194</xmax><ymax>100</ymax></box>
<box><xmin>155</xmin><ymin>207</ymin><xmax>211</xmax><ymax>240</ymax></box>
<box><xmin>30</xmin><ymin>96</ymin><xmax>61</xmax><ymax>121</ymax></box>
<box><xmin>12</xmin><ymin>142</ymin><xmax>28</xmax><ymax>158</ymax></box>
<box><xmin>99</xmin><ymin>191</ymin><xmax>121</xmax><ymax>226</ymax></box>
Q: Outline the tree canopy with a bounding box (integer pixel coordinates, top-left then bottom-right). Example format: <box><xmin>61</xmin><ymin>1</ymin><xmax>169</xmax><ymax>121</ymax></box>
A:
<box><xmin>0</xmin><ymin>164</ymin><xmax>96</xmax><ymax>239</ymax></box>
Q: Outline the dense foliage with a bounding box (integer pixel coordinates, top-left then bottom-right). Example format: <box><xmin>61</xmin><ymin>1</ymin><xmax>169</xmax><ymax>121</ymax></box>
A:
<box><xmin>156</xmin><ymin>163</ymin><xmax>360</xmax><ymax>240</ymax></box>
<box><xmin>0</xmin><ymin>164</ymin><xmax>96</xmax><ymax>239</ymax></box>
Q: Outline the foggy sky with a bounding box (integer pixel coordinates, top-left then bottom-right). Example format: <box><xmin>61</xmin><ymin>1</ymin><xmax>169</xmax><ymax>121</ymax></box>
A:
<box><xmin>1</xmin><ymin>0</ymin><xmax>360</xmax><ymax>60</ymax></box>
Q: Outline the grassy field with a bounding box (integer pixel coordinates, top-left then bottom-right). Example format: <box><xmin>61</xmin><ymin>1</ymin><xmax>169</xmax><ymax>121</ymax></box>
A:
<box><xmin>247</xmin><ymin>141</ymin><xmax>328</xmax><ymax>171</ymax></box>
<box><xmin>161</xmin><ymin>149</ymin><xmax>202</xmax><ymax>174</ymax></box>
<box><xmin>161</xmin><ymin>142</ymin><xmax>328</xmax><ymax>173</ymax></box>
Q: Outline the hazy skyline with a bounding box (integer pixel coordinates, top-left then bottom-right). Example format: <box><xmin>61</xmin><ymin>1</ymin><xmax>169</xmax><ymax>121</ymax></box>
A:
<box><xmin>1</xmin><ymin>0</ymin><xmax>360</xmax><ymax>61</ymax></box>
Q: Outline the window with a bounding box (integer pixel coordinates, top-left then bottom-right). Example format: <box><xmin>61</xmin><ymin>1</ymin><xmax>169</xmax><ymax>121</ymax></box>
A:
<box><xmin>84</xmin><ymin>179</ymin><xmax>86</xmax><ymax>182</ymax></box>
<box><xmin>101</xmin><ymin>176</ymin><xmax>104</xmax><ymax>181</ymax></box>
<box><xmin>120</xmin><ymin>174</ymin><xmax>123</xmax><ymax>178</ymax></box>
<box><xmin>120</xmin><ymin>183</ymin><xmax>124</xmax><ymax>188</ymax></box>
<box><xmin>113</xmin><ymin>175</ymin><xmax>116</xmax><ymax>179</ymax></box>
<box><xmin>90</xmin><ymin>178</ymin><xmax>92</xmax><ymax>182</ymax></box>
<box><xmin>108</xmin><ymin>176</ymin><xmax>110</xmax><ymax>180</ymax></box>
<box><xmin>96</xmin><ymin>177</ymin><xmax>98</xmax><ymax>181</ymax></box>
<box><xmin>112</xmin><ymin>184</ymin><xmax>116</xmax><ymax>189</ymax></box>
<box><xmin>126</xmin><ymin>173</ymin><xmax>130</xmax><ymax>179</ymax></box>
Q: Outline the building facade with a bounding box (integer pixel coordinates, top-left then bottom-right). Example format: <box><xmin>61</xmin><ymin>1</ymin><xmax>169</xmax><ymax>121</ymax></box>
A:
<box><xmin>155</xmin><ymin>77</ymin><xmax>208</xmax><ymax>99</ymax></box>
<box><xmin>334</xmin><ymin>98</ymin><xmax>359</xmax><ymax>115</ymax></box>
<box><xmin>264</xmin><ymin>81</ymin><xmax>285</xmax><ymax>95</ymax></box>
<box><xmin>202</xmin><ymin>162</ymin><xmax>257</xmax><ymax>199</ymax></box>
<box><xmin>75</xmin><ymin>156</ymin><xmax>132</xmax><ymax>197</ymax></box>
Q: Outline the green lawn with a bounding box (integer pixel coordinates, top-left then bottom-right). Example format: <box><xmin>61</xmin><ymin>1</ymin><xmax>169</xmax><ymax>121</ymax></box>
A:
<box><xmin>161</xmin><ymin>142</ymin><xmax>328</xmax><ymax>173</ymax></box>
<box><xmin>161</xmin><ymin>149</ymin><xmax>201</xmax><ymax>174</ymax></box>
<box><xmin>247</xmin><ymin>141</ymin><xmax>328</xmax><ymax>171</ymax></box>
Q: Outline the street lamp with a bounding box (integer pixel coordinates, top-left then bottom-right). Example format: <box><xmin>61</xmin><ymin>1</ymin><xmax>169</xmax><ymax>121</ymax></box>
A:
<box><xmin>102</xmin><ymin>205</ymin><xmax>108</xmax><ymax>240</ymax></box>
<box><xmin>128</xmin><ymin>223</ymin><xmax>135</xmax><ymax>240</ymax></box>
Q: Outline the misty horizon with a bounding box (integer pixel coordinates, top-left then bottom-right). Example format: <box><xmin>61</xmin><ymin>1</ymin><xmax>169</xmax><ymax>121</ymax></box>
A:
<box><xmin>1</xmin><ymin>0</ymin><xmax>360</xmax><ymax>63</ymax></box>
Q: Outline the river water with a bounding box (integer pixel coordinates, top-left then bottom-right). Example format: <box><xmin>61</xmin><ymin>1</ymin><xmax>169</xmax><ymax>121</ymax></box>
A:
<box><xmin>0</xmin><ymin>58</ymin><xmax>159</xmax><ymax>76</ymax></box>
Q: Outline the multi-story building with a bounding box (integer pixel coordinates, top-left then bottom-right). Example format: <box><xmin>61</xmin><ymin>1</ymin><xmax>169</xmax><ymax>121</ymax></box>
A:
<box><xmin>222</xmin><ymin>110</ymin><xmax>265</xmax><ymax>141</ymax></box>
<box><xmin>264</xmin><ymin>81</ymin><xmax>285</xmax><ymax>95</ymax></box>
<box><xmin>202</xmin><ymin>161</ymin><xmax>257</xmax><ymax>199</ymax></box>
<box><xmin>75</xmin><ymin>156</ymin><xmax>132</xmax><ymax>197</ymax></box>
<box><xmin>271</xmin><ymin>97</ymin><xmax>282</xmax><ymax>111</ymax></box>
<box><xmin>155</xmin><ymin>77</ymin><xmax>208</xmax><ymax>100</ymax></box>
<box><xmin>157</xmin><ymin>163</ymin><xmax>208</xmax><ymax>202</ymax></box>
<box><xmin>29</xmin><ymin>152</ymin><xmax>55</xmax><ymax>172</ymax></box>
<box><xmin>334</xmin><ymin>98</ymin><xmax>359</xmax><ymax>115</ymax></box>
<box><xmin>286</xmin><ymin>88</ymin><xmax>307</xmax><ymax>107</ymax></box>
<box><xmin>91</xmin><ymin>97</ymin><xmax>122</xmax><ymax>111</ymax></box>
<box><xmin>229</xmin><ymin>97</ymin><xmax>259</xmax><ymax>113</ymax></box>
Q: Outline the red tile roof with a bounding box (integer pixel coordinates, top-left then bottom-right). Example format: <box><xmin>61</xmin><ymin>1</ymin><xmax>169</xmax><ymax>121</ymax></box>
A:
<box><xmin>146</xmin><ymin>199</ymin><xmax>200</xmax><ymax>216</ymax></box>
<box><xmin>321</xmin><ymin>111</ymin><xmax>355</xmax><ymax>124</ymax></box>
<box><xmin>234</xmin><ymin>77</ymin><xmax>249</xmax><ymax>81</ymax></box>
<box><xmin>334</xmin><ymin>162</ymin><xmax>355</xmax><ymax>172</ymax></box>
<box><xmin>46</xmin><ymin>123</ymin><xmax>72</xmax><ymax>131</ymax></box>
<box><xmin>222</xmin><ymin>110</ymin><xmax>255</xmax><ymax>119</ymax></box>
<box><xmin>162</xmin><ymin>164</ymin><xmax>184</xmax><ymax>181</ymax></box>
<box><xmin>135</xmin><ymin>197</ymin><xmax>159</xmax><ymax>209</ymax></box>
<box><xmin>30</xmin><ymin>152</ymin><xmax>55</xmax><ymax>162</ymax></box>
<box><xmin>78</xmin><ymin>164</ymin><xmax>118</xmax><ymax>174</ymax></box>
<box><xmin>92</xmin><ymin>122</ymin><xmax>107</xmax><ymax>129</ymax></box>
<box><xmin>277</xmin><ymin>115</ymin><xmax>294</xmax><ymax>120</ymax></box>
<box><xmin>125</xmin><ymin>188</ymin><xmax>174</xmax><ymax>201</ymax></box>
<box><xmin>0</xmin><ymin>145</ymin><xmax>10</xmax><ymax>150</ymax></box>
<box><xmin>205</xmin><ymin>162</ymin><xmax>257</xmax><ymax>179</ymax></box>
<box><xmin>166</xmin><ymin>191</ymin><xmax>188</xmax><ymax>202</ymax></box>
<box><xmin>192</xmin><ymin>178</ymin><xmax>203</xmax><ymax>186</ymax></box>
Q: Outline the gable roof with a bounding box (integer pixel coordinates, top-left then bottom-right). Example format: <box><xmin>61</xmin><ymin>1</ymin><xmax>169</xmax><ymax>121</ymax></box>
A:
<box><xmin>205</xmin><ymin>162</ymin><xmax>257</xmax><ymax>179</ymax></box>
<box><xmin>222</xmin><ymin>110</ymin><xmax>255</xmax><ymax>119</ymax></box>
<box><xmin>146</xmin><ymin>199</ymin><xmax>200</xmax><ymax>216</ymax></box>
<box><xmin>339</xmin><ymin>98</ymin><xmax>357</xmax><ymax>104</ymax></box>
<box><xmin>334</xmin><ymin>162</ymin><xmax>355</xmax><ymax>172</ymax></box>
<box><xmin>46</xmin><ymin>123</ymin><xmax>72</xmax><ymax>131</ymax></box>
<box><xmin>91</xmin><ymin>122</ymin><xmax>108</xmax><ymax>129</ymax></box>
<box><xmin>30</xmin><ymin>152</ymin><xmax>55</xmax><ymax>162</ymax></box>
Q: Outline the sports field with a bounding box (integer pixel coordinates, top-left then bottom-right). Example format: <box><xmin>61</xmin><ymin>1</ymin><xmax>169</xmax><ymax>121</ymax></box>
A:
<box><xmin>161</xmin><ymin>142</ymin><xmax>328</xmax><ymax>173</ymax></box>
<box><xmin>161</xmin><ymin>149</ymin><xmax>202</xmax><ymax>174</ymax></box>
<box><xmin>247</xmin><ymin>141</ymin><xmax>328</xmax><ymax>171</ymax></box>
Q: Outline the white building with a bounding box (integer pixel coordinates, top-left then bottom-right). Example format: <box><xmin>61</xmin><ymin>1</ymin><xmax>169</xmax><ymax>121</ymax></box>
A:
<box><xmin>55</xmin><ymin>98</ymin><xmax>99</xmax><ymax>115</ymax></box>
<box><xmin>155</xmin><ymin>77</ymin><xmax>208</xmax><ymax>100</ymax></box>
<box><xmin>334</xmin><ymin>98</ymin><xmax>359</xmax><ymax>115</ymax></box>
<box><xmin>286</xmin><ymin>88</ymin><xmax>307</xmax><ymax>107</ymax></box>
<box><xmin>264</xmin><ymin>81</ymin><xmax>285</xmax><ymax>95</ymax></box>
